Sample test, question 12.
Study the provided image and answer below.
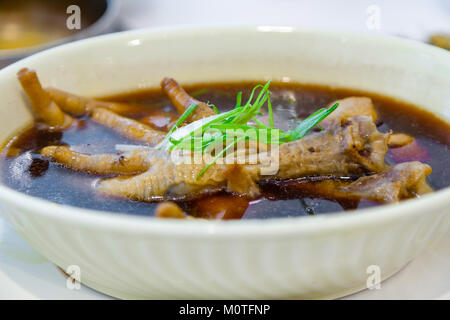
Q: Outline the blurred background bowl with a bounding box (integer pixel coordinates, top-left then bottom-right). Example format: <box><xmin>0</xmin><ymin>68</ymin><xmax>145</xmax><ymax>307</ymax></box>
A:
<box><xmin>0</xmin><ymin>0</ymin><xmax>121</xmax><ymax>69</ymax></box>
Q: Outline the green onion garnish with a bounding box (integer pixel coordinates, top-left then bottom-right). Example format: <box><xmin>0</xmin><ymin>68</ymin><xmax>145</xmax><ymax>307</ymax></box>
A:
<box><xmin>211</xmin><ymin>104</ymin><xmax>220</xmax><ymax>114</ymax></box>
<box><xmin>158</xmin><ymin>82</ymin><xmax>338</xmax><ymax>179</ymax></box>
<box><xmin>196</xmin><ymin>137</ymin><xmax>244</xmax><ymax>179</ymax></box>
<box><xmin>283</xmin><ymin>103</ymin><xmax>339</xmax><ymax>142</ymax></box>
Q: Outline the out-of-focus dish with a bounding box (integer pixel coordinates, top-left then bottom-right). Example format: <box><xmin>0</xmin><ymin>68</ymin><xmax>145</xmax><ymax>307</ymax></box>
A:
<box><xmin>0</xmin><ymin>27</ymin><xmax>448</xmax><ymax>299</ymax></box>
<box><xmin>430</xmin><ymin>34</ymin><xmax>450</xmax><ymax>50</ymax></box>
<box><xmin>0</xmin><ymin>0</ymin><xmax>120</xmax><ymax>68</ymax></box>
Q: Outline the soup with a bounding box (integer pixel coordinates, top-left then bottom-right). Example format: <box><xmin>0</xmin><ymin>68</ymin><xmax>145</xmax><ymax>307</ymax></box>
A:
<box><xmin>0</xmin><ymin>69</ymin><xmax>449</xmax><ymax>219</ymax></box>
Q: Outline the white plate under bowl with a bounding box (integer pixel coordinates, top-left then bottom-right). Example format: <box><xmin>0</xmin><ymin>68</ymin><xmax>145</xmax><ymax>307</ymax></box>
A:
<box><xmin>0</xmin><ymin>26</ymin><xmax>449</xmax><ymax>299</ymax></box>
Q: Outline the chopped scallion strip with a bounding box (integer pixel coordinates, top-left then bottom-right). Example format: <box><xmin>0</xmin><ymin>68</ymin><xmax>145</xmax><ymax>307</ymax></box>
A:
<box><xmin>196</xmin><ymin>137</ymin><xmax>244</xmax><ymax>179</ymax></box>
<box><xmin>284</xmin><ymin>103</ymin><xmax>339</xmax><ymax>141</ymax></box>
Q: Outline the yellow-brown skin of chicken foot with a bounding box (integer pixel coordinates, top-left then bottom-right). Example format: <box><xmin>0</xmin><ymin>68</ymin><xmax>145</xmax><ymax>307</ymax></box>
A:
<box><xmin>387</xmin><ymin>133</ymin><xmax>414</xmax><ymax>148</ymax></box>
<box><xmin>90</xmin><ymin>108</ymin><xmax>166</xmax><ymax>145</ymax></box>
<box><xmin>46</xmin><ymin>87</ymin><xmax>150</xmax><ymax>116</ymax></box>
<box><xmin>41</xmin><ymin>146</ymin><xmax>150</xmax><ymax>175</ymax></box>
<box><xmin>17</xmin><ymin>68</ymin><xmax>74</xmax><ymax>129</ymax></box>
<box><xmin>161</xmin><ymin>77</ymin><xmax>216</xmax><ymax>122</ymax></box>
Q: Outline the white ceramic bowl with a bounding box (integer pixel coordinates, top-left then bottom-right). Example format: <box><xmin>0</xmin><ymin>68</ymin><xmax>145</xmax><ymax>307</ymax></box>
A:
<box><xmin>0</xmin><ymin>26</ymin><xmax>449</xmax><ymax>299</ymax></box>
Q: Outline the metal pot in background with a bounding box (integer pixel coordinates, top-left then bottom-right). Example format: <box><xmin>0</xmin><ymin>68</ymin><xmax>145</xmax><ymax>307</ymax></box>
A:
<box><xmin>0</xmin><ymin>0</ymin><xmax>121</xmax><ymax>69</ymax></box>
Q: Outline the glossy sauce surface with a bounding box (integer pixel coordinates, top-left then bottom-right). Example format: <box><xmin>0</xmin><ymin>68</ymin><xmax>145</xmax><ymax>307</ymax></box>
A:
<box><xmin>1</xmin><ymin>82</ymin><xmax>449</xmax><ymax>219</ymax></box>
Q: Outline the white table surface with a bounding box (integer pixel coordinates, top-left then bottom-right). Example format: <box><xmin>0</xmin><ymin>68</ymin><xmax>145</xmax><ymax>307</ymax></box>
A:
<box><xmin>0</xmin><ymin>0</ymin><xmax>449</xmax><ymax>300</ymax></box>
<box><xmin>120</xmin><ymin>0</ymin><xmax>450</xmax><ymax>41</ymax></box>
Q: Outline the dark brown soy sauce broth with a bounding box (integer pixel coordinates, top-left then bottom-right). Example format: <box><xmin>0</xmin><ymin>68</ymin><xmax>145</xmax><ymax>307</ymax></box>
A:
<box><xmin>0</xmin><ymin>82</ymin><xmax>449</xmax><ymax>219</ymax></box>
